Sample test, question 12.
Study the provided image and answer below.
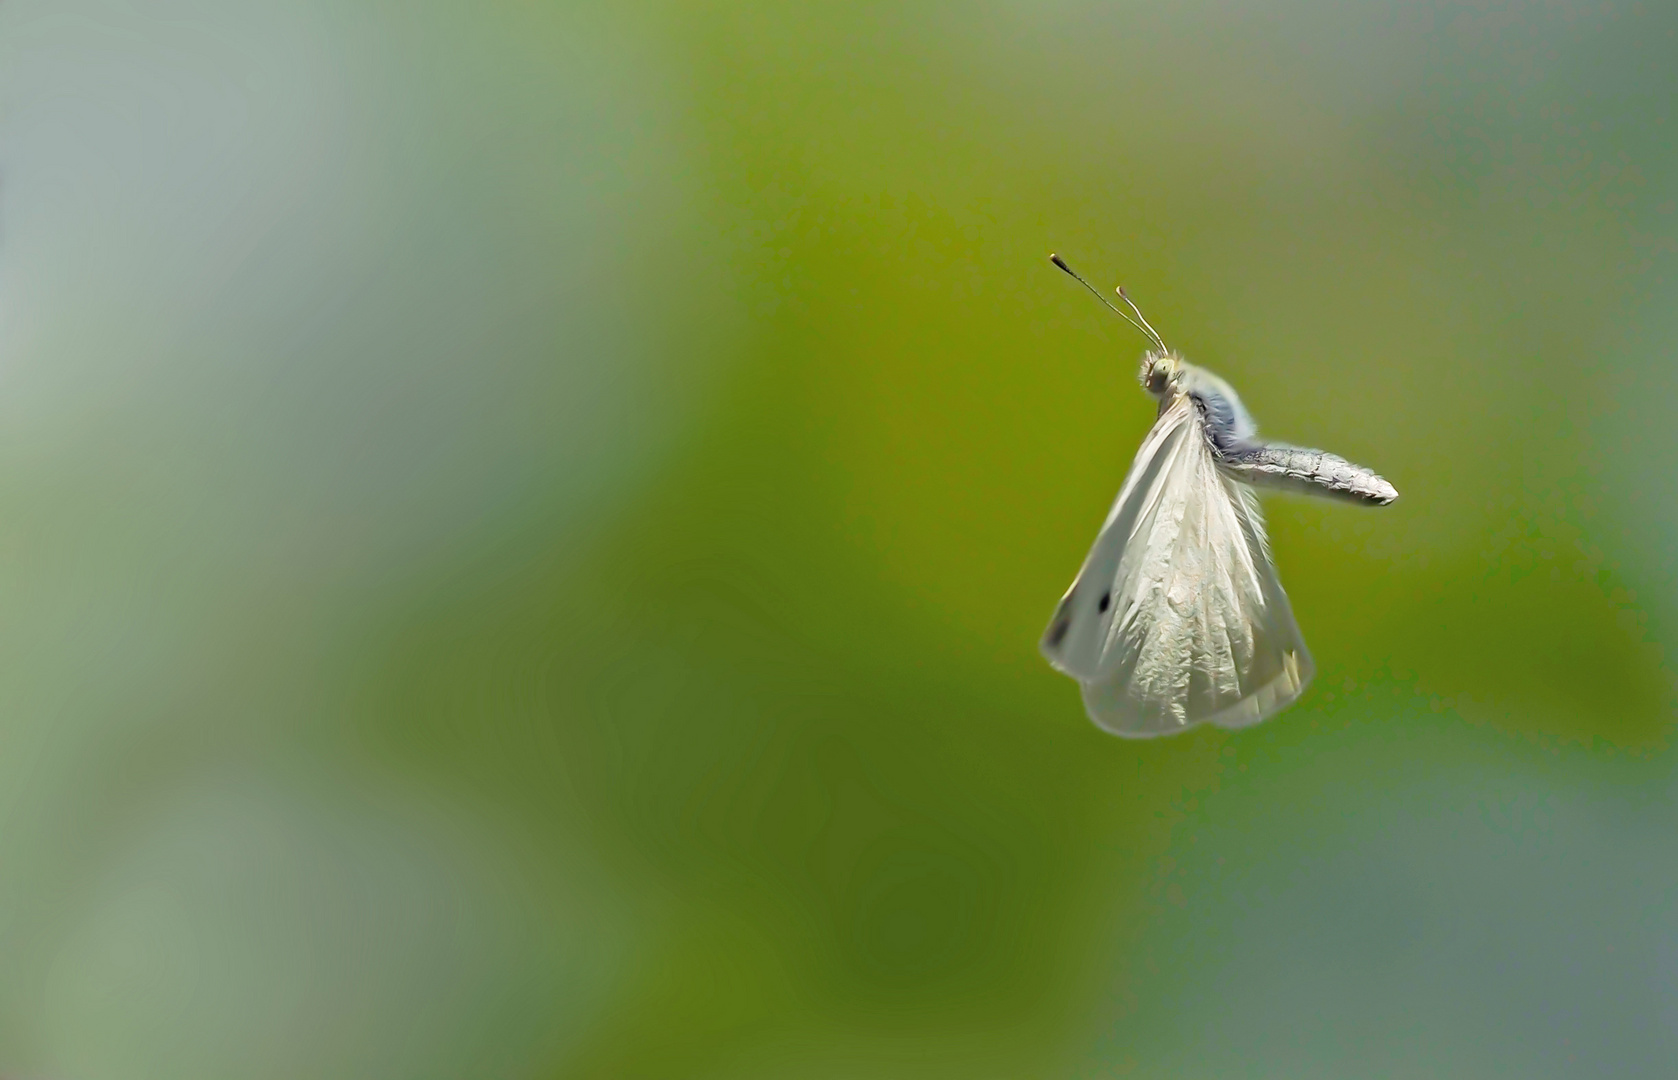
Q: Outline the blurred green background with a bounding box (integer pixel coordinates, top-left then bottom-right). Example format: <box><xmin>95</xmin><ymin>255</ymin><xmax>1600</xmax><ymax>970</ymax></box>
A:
<box><xmin>2</xmin><ymin>0</ymin><xmax>1677</xmax><ymax>1076</ymax></box>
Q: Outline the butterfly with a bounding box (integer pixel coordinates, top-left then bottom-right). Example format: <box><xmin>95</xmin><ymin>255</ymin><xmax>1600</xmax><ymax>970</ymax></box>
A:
<box><xmin>1041</xmin><ymin>254</ymin><xmax>1396</xmax><ymax>737</ymax></box>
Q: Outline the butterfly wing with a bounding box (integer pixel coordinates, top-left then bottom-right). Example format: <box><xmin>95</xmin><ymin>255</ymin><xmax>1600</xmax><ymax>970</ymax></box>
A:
<box><xmin>1041</xmin><ymin>396</ymin><xmax>1202</xmax><ymax>681</ymax></box>
<box><xmin>1042</xmin><ymin>396</ymin><xmax>1313</xmax><ymax>736</ymax></box>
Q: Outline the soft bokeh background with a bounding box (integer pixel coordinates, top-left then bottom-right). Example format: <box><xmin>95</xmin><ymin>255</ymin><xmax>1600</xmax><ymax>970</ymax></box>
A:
<box><xmin>2</xmin><ymin>0</ymin><xmax>1676</xmax><ymax>1076</ymax></box>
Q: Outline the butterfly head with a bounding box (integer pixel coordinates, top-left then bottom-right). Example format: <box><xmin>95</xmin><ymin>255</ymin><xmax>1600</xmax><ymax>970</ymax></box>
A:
<box><xmin>1139</xmin><ymin>351</ymin><xmax>1183</xmax><ymax>398</ymax></box>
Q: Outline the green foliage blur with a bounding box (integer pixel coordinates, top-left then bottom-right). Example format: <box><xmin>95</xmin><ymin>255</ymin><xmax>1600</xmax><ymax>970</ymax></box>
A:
<box><xmin>3</xmin><ymin>1</ymin><xmax>1677</xmax><ymax>1077</ymax></box>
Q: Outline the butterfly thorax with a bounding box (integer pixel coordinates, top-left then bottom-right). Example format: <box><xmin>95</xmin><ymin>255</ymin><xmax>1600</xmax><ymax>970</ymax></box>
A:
<box><xmin>1140</xmin><ymin>351</ymin><xmax>1259</xmax><ymax>447</ymax></box>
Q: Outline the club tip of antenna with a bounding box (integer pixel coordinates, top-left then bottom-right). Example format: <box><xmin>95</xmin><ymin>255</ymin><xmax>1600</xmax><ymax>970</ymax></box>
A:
<box><xmin>1049</xmin><ymin>252</ymin><xmax>1070</xmax><ymax>272</ymax></box>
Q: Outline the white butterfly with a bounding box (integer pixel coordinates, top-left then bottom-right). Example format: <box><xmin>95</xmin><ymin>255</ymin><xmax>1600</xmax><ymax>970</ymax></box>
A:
<box><xmin>1041</xmin><ymin>255</ymin><xmax>1396</xmax><ymax>738</ymax></box>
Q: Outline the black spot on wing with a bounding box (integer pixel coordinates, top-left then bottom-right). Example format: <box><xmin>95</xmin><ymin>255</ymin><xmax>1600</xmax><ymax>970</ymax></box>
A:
<box><xmin>1098</xmin><ymin>591</ymin><xmax>1111</xmax><ymax>613</ymax></box>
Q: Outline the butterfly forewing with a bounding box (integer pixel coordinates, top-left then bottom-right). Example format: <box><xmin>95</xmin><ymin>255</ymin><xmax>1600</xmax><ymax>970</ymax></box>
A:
<box><xmin>1042</xmin><ymin>397</ymin><xmax>1314</xmax><ymax>736</ymax></box>
<box><xmin>1041</xmin><ymin>398</ymin><xmax>1199</xmax><ymax>681</ymax></box>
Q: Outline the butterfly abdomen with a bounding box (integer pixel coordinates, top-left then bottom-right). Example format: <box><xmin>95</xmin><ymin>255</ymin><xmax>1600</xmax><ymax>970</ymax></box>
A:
<box><xmin>1214</xmin><ymin>442</ymin><xmax>1398</xmax><ymax>505</ymax></box>
<box><xmin>1179</xmin><ymin>373</ymin><xmax>1397</xmax><ymax>505</ymax></box>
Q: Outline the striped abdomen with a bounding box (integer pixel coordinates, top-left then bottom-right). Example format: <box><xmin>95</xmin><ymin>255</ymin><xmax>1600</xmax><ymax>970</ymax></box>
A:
<box><xmin>1214</xmin><ymin>442</ymin><xmax>1398</xmax><ymax>505</ymax></box>
<box><xmin>1182</xmin><ymin>377</ymin><xmax>1398</xmax><ymax>506</ymax></box>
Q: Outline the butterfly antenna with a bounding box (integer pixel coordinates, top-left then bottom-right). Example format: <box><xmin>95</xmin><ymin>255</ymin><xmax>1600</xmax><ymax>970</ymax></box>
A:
<box><xmin>1049</xmin><ymin>253</ymin><xmax>1159</xmax><ymax>346</ymax></box>
<box><xmin>1114</xmin><ymin>285</ymin><xmax>1168</xmax><ymax>353</ymax></box>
